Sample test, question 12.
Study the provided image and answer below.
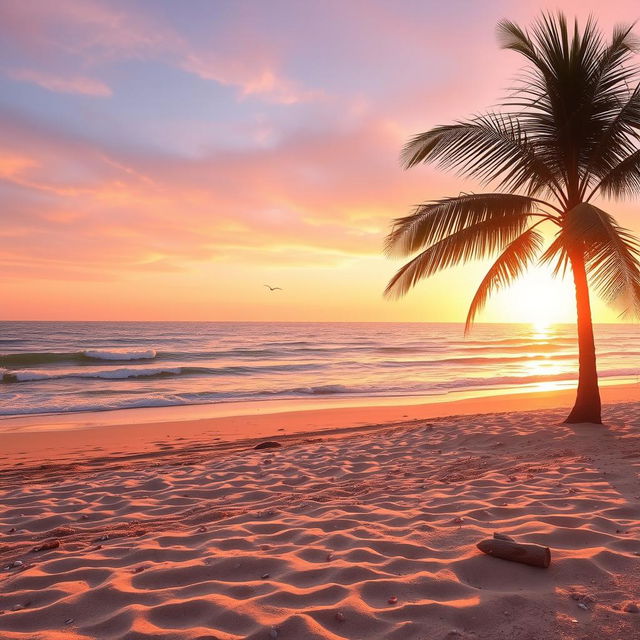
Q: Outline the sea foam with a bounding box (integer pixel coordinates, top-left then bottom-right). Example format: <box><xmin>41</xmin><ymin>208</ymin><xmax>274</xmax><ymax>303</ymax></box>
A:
<box><xmin>83</xmin><ymin>349</ymin><xmax>157</xmax><ymax>360</ymax></box>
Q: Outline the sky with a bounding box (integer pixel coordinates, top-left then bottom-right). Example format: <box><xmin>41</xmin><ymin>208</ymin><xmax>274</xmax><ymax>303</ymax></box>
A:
<box><xmin>1</xmin><ymin>0</ymin><xmax>640</xmax><ymax>323</ymax></box>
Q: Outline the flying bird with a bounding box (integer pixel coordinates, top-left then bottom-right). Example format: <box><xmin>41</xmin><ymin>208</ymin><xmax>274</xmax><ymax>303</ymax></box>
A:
<box><xmin>264</xmin><ymin>284</ymin><xmax>283</xmax><ymax>291</ymax></box>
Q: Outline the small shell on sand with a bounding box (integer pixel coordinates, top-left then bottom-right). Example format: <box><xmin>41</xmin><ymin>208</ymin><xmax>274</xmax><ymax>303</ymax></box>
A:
<box><xmin>388</xmin><ymin>596</ymin><xmax>398</xmax><ymax>604</ymax></box>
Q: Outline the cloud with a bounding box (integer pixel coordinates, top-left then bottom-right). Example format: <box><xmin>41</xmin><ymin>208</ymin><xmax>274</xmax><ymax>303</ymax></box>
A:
<box><xmin>8</xmin><ymin>68</ymin><xmax>112</xmax><ymax>96</ymax></box>
<box><xmin>181</xmin><ymin>53</ymin><xmax>320</xmax><ymax>104</ymax></box>
<box><xmin>0</xmin><ymin>0</ymin><xmax>318</xmax><ymax>105</ymax></box>
<box><xmin>0</xmin><ymin>106</ymin><xmax>443</xmax><ymax>282</ymax></box>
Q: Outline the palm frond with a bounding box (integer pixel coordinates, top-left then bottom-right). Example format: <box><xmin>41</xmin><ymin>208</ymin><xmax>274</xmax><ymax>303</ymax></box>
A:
<box><xmin>591</xmin><ymin>149</ymin><xmax>640</xmax><ymax>199</ymax></box>
<box><xmin>385</xmin><ymin>193</ymin><xmax>542</xmax><ymax>257</ymax></box>
<box><xmin>400</xmin><ymin>114</ymin><xmax>558</xmax><ymax>196</ymax></box>
<box><xmin>499</xmin><ymin>14</ymin><xmax>640</xmax><ymax>193</ymax></box>
<box><xmin>497</xmin><ymin>18</ymin><xmax>552</xmax><ymax>75</ymax></box>
<box><xmin>542</xmin><ymin>203</ymin><xmax>640</xmax><ymax>315</ymax></box>
<box><xmin>384</xmin><ymin>214</ymin><xmax>530</xmax><ymax>299</ymax></box>
<box><xmin>582</xmin><ymin>85</ymin><xmax>640</xmax><ymax>193</ymax></box>
<box><xmin>465</xmin><ymin>227</ymin><xmax>544</xmax><ymax>332</ymax></box>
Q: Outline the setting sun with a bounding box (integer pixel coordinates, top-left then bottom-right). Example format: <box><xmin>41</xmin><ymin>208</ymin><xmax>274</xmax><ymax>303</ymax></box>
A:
<box><xmin>495</xmin><ymin>268</ymin><xmax>576</xmax><ymax>326</ymax></box>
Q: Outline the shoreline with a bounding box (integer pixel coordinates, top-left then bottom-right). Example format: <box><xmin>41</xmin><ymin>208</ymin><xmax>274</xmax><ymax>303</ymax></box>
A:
<box><xmin>2</xmin><ymin>381</ymin><xmax>639</xmax><ymax>478</ymax></box>
<box><xmin>2</xmin><ymin>376</ymin><xmax>638</xmax><ymax>434</ymax></box>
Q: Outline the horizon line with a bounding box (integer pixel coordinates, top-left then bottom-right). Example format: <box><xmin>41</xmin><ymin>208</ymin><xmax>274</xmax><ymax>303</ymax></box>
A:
<box><xmin>0</xmin><ymin>319</ymin><xmax>636</xmax><ymax>325</ymax></box>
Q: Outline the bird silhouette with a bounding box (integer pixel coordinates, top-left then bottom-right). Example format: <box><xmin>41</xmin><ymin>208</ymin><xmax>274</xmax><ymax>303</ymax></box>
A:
<box><xmin>264</xmin><ymin>284</ymin><xmax>283</xmax><ymax>291</ymax></box>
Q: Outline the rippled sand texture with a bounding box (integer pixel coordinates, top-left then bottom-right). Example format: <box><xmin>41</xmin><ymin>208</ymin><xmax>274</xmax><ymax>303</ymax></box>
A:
<box><xmin>1</xmin><ymin>404</ymin><xmax>639</xmax><ymax>639</ymax></box>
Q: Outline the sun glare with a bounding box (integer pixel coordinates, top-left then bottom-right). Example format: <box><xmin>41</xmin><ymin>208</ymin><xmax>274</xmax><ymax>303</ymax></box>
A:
<box><xmin>493</xmin><ymin>268</ymin><xmax>576</xmax><ymax>326</ymax></box>
<box><xmin>531</xmin><ymin>320</ymin><xmax>552</xmax><ymax>339</ymax></box>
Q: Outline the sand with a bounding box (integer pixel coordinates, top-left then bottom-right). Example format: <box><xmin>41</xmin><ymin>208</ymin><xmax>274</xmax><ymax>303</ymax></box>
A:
<box><xmin>0</xmin><ymin>391</ymin><xmax>639</xmax><ymax>639</ymax></box>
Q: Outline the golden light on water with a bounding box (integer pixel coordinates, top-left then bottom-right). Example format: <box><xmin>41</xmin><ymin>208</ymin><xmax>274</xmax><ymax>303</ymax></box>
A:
<box><xmin>531</xmin><ymin>320</ymin><xmax>552</xmax><ymax>341</ymax></box>
<box><xmin>523</xmin><ymin>320</ymin><xmax>573</xmax><ymax>392</ymax></box>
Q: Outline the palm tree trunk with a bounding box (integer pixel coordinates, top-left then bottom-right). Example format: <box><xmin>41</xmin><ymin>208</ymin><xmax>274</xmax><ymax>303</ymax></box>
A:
<box><xmin>565</xmin><ymin>249</ymin><xmax>602</xmax><ymax>424</ymax></box>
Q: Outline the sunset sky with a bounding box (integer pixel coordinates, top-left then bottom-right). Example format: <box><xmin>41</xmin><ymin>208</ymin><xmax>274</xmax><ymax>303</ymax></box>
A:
<box><xmin>2</xmin><ymin>0</ymin><xmax>640</xmax><ymax>323</ymax></box>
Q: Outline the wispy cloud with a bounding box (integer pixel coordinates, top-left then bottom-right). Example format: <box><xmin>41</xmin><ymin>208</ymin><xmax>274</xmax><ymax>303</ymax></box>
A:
<box><xmin>0</xmin><ymin>0</ymin><xmax>318</xmax><ymax>105</ymax></box>
<box><xmin>181</xmin><ymin>54</ymin><xmax>321</xmax><ymax>104</ymax></box>
<box><xmin>8</xmin><ymin>68</ymin><xmax>112</xmax><ymax>96</ymax></box>
<box><xmin>0</xmin><ymin>108</ymin><xmax>427</xmax><ymax>281</ymax></box>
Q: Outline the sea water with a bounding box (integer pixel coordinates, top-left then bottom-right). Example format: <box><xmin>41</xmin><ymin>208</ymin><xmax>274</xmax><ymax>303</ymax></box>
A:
<box><xmin>0</xmin><ymin>321</ymin><xmax>638</xmax><ymax>417</ymax></box>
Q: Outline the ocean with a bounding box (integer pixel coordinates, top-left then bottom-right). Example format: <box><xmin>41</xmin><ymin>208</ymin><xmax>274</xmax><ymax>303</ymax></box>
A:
<box><xmin>0</xmin><ymin>321</ymin><xmax>638</xmax><ymax>417</ymax></box>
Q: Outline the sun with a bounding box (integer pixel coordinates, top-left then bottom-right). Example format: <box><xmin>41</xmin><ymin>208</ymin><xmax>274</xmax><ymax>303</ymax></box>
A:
<box><xmin>491</xmin><ymin>267</ymin><xmax>576</xmax><ymax>326</ymax></box>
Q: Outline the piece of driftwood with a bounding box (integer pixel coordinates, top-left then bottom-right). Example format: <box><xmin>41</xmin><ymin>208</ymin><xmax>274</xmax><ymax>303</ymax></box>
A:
<box><xmin>477</xmin><ymin>538</ymin><xmax>551</xmax><ymax>568</ymax></box>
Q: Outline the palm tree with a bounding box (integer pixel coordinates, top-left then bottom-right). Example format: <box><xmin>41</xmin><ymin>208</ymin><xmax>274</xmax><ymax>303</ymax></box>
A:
<box><xmin>384</xmin><ymin>13</ymin><xmax>640</xmax><ymax>424</ymax></box>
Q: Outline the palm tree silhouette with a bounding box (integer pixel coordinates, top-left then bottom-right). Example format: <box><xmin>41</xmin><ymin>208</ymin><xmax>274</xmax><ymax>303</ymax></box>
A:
<box><xmin>385</xmin><ymin>13</ymin><xmax>640</xmax><ymax>424</ymax></box>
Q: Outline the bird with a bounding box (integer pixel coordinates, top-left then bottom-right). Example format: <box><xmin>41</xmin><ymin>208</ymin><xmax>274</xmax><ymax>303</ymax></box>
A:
<box><xmin>264</xmin><ymin>284</ymin><xmax>283</xmax><ymax>291</ymax></box>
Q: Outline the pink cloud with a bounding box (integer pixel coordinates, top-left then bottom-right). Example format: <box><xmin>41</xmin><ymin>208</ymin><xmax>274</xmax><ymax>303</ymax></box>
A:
<box><xmin>182</xmin><ymin>53</ymin><xmax>320</xmax><ymax>104</ymax></box>
<box><xmin>0</xmin><ymin>108</ymin><xmax>443</xmax><ymax>281</ymax></box>
<box><xmin>0</xmin><ymin>0</ymin><xmax>175</xmax><ymax>61</ymax></box>
<box><xmin>0</xmin><ymin>0</ymin><xmax>317</xmax><ymax>104</ymax></box>
<box><xmin>9</xmin><ymin>68</ymin><xmax>112</xmax><ymax>96</ymax></box>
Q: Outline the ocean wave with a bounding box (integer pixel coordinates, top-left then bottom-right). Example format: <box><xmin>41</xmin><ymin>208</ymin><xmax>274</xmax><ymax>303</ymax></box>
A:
<box><xmin>256</xmin><ymin>368</ymin><xmax>640</xmax><ymax>397</ymax></box>
<box><xmin>1</xmin><ymin>322</ymin><xmax>638</xmax><ymax>418</ymax></box>
<box><xmin>2</xmin><ymin>367</ymin><xmax>638</xmax><ymax>416</ymax></box>
<box><xmin>2</xmin><ymin>366</ymin><xmax>183</xmax><ymax>383</ymax></box>
<box><xmin>283</xmin><ymin>384</ymin><xmax>354</xmax><ymax>395</ymax></box>
<box><xmin>83</xmin><ymin>349</ymin><xmax>157</xmax><ymax>360</ymax></box>
<box><xmin>0</xmin><ymin>349</ymin><xmax>157</xmax><ymax>367</ymax></box>
<box><xmin>1</xmin><ymin>362</ymin><xmax>323</xmax><ymax>383</ymax></box>
<box><xmin>378</xmin><ymin>352</ymin><xmax>579</xmax><ymax>368</ymax></box>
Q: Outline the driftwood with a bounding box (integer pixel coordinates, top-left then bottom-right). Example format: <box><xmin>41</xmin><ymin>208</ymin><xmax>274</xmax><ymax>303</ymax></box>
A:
<box><xmin>477</xmin><ymin>537</ymin><xmax>551</xmax><ymax>568</ymax></box>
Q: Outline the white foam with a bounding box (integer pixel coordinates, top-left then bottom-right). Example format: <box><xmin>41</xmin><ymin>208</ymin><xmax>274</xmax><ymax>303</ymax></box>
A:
<box><xmin>4</xmin><ymin>366</ymin><xmax>181</xmax><ymax>382</ymax></box>
<box><xmin>83</xmin><ymin>349</ymin><xmax>157</xmax><ymax>361</ymax></box>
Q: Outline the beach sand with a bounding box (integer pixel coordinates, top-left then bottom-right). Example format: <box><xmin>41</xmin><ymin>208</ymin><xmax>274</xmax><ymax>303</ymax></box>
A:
<box><xmin>0</xmin><ymin>387</ymin><xmax>639</xmax><ymax>639</ymax></box>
